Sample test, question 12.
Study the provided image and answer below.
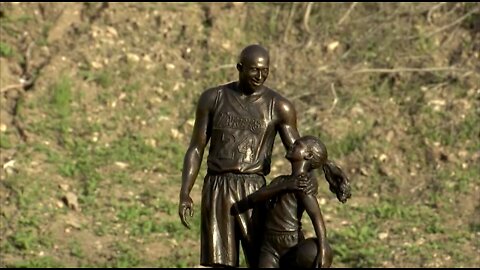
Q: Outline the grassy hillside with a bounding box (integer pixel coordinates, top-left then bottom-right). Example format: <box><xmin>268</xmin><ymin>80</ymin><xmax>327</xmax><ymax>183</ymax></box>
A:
<box><xmin>0</xmin><ymin>2</ymin><xmax>479</xmax><ymax>267</ymax></box>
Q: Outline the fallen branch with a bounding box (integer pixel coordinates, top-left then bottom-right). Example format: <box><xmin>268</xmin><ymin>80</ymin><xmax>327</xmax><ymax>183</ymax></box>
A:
<box><xmin>283</xmin><ymin>2</ymin><xmax>298</xmax><ymax>43</ymax></box>
<box><xmin>329</xmin><ymin>82</ymin><xmax>338</xmax><ymax>113</ymax></box>
<box><xmin>350</xmin><ymin>66</ymin><xmax>467</xmax><ymax>74</ymax></box>
<box><xmin>425</xmin><ymin>6</ymin><xmax>480</xmax><ymax>38</ymax></box>
<box><xmin>208</xmin><ymin>64</ymin><xmax>236</xmax><ymax>73</ymax></box>
<box><xmin>427</xmin><ymin>2</ymin><xmax>447</xmax><ymax>25</ymax></box>
<box><xmin>303</xmin><ymin>2</ymin><xmax>314</xmax><ymax>34</ymax></box>
<box><xmin>338</xmin><ymin>2</ymin><xmax>358</xmax><ymax>26</ymax></box>
<box><xmin>0</xmin><ymin>84</ymin><xmax>24</xmax><ymax>93</ymax></box>
<box><xmin>0</xmin><ymin>77</ymin><xmax>34</xmax><ymax>93</ymax></box>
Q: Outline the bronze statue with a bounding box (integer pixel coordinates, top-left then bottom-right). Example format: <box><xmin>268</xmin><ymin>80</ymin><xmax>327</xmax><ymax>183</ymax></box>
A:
<box><xmin>178</xmin><ymin>44</ymin><xmax>349</xmax><ymax>268</ymax></box>
<box><xmin>232</xmin><ymin>136</ymin><xmax>351</xmax><ymax>268</ymax></box>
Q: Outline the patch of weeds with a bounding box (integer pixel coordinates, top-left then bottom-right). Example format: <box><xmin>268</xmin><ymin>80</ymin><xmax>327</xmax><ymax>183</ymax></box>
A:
<box><xmin>134</xmin><ymin>219</ymin><xmax>164</xmax><ymax>236</ymax></box>
<box><xmin>93</xmin><ymin>221</ymin><xmax>109</xmax><ymax>237</ymax></box>
<box><xmin>157</xmin><ymin>249</ymin><xmax>195</xmax><ymax>268</ymax></box>
<box><xmin>117</xmin><ymin>203</ymin><xmax>152</xmax><ymax>222</ymax></box>
<box><xmin>79</xmin><ymin>67</ymin><xmax>114</xmax><ymax>89</ymax></box>
<box><xmin>38</xmin><ymin>22</ymin><xmax>53</xmax><ymax>46</ymax></box>
<box><xmin>366</xmin><ymin>199</ymin><xmax>413</xmax><ymax>220</ymax></box>
<box><xmin>5</xmin><ymin>172</ymin><xmax>42</xmax><ymax>210</ymax></box>
<box><xmin>160</xmin><ymin>218</ymin><xmax>200</xmax><ymax>241</ymax></box>
<box><xmin>159</xmin><ymin>139</ymin><xmax>185</xmax><ymax>172</ymax></box>
<box><xmin>122</xmin><ymin>81</ymin><xmax>141</xmax><ymax>93</ymax></box>
<box><xmin>96</xmin><ymin>134</ymin><xmax>163</xmax><ymax>171</ymax></box>
<box><xmin>0</xmin><ymin>42</ymin><xmax>14</xmax><ymax>57</ymax></box>
<box><xmin>94</xmin><ymin>70</ymin><xmax>113</xmax><ymax>89</ymax></box>
<box><xmin>403</xmin><ymin>240</ymin><xmax>443</xmax><ymax>266</ymax></box>
<box><xmin>56</xmin><ymin>137</ymin><xmax>102</xmax><ymax>202</ymax></box>
<box><xmin>8</xmin><ymin>215</ymin><xmax>54</xmax><ymax>251</ymax></box>
<box><xmin>7</xmin><ymin>256</ymin><xmax>64</xmax><ymax>268</ymax></box>
<box><xmin>96</xmin><ymin>90</ymin><xmax>111</xmax><ymax>106</ymax></box>
<box><xmin>109</xmin><ymin>171</ymin><xmax>131</xmax><ymax>185</ymax></box>
<box><xmin>451</xmin><ymin>166</ymin><xmax>477</xmax><ymax>193</ymax></box>
<box><xmin>0</xmin><ymin>15</ymin><xmax>33</xmax><ymax>36</ymax></box>
<box><xmin>116</xmin><ymin>203</ymin><xmax>165</xmax><ymax>236</ymax></box>
<box><xmin>57</xmin><ymin>159</ymin><xmax>76</xmax><ymax>178</ymax></box>
<box><xmin>369</xmin><ymin>75</ymin><xmax>395</xmax><ymax>98</ymax></box>
<box><xmin>455</xmin><ymin>112</ymin><xmax>480</xmax><ymax>151</ymax></box>
<box><xmin>328</xmin><ymin>127</ymin><xmax>371</xmax><ymax>157</ymax></box>
<box><xmin>156</xmin><ymin>105</ymin><xmax>172</xmax><ymax>117</ymax></box>
<box><xmin>0</xmin><ymin>133</ymin><xmax>12</xmax><ymax>149</ymax></box>
<box><xmin>9</xmin><ymin>228</ymin><xmax>37</xmax><ymax>250</ymax></box>
<box><xmin>49</xmin><ymin>75</ymin><xmax>72</xmax><ymax>135</ymax></box>
<box><xmin>425</xmin><ymin>216</ymin><xmax>445</xmax><ymax>234</ymax></box>
<box><xmin>107</xmin><ymin>242</ymin><xmax>141</xmax><ymax>268</ymax></box>
<box><xmin>418</xmin><ymin>107</ymin><xmax>454</xmax><ymax>146</ymax></box>
<box><xmin>330</xmin><ymin>221</ymin><xmax>384</xmax><ymax>267</ymax></box>
<box><xmin>416</xmin><ymin>34</ymin><xmax>437</xmax><ymax>53</ymax></box>
<box><xmin>157</xmin><ymin>197</ymin><xmax>177</xmax><ymax>216</ymax></box>
<box><xmin>469</xmin><ymin>220</ymin><xmax>480</xmax><ymax>233</ymax></box>
<box><xmin>69</xmin><ymin>240</ymin><xmax>85</xmax><ymax>259</ymax></box>
<box><xmin>447</xmin><ymin>230</ymin><xmax>472</xmax><ymax>245</ymax></box>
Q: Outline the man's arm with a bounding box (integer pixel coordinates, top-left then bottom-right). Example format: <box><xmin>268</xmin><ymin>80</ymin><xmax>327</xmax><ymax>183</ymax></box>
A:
<box><xmin>298</xmin><ymin>192</ymin><xmax>329</xmax><ymax>268</ymax></box>
<box><xmin>231</xmin><ymin>175</ymin><xmax>308</xmax><ymax>215</ymax></box>
<box><xmin>275</xmin><ymin>97</ymin><xmax>300</xmax><ymax>151</ymax></box>
<box><xmin>275</xmin><ymin>98</ymin><xmax>321</xmax><ymax>195</ymax></box>
<box><xmin>276</xmin><ymin>95</ymin><xmax>350</xmax><ymax>198</ymax></box>
<box><xmin>178</xmin><ymin>89</ymin><xmax>216</xmax><ymax>229</ymax></box>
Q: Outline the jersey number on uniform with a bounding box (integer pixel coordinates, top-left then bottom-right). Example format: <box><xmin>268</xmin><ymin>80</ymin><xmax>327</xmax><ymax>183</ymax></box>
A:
<box><xmin>217</xmin><ymin>131</ymin><xmax>257</xmax><ymax>163</ymax></box>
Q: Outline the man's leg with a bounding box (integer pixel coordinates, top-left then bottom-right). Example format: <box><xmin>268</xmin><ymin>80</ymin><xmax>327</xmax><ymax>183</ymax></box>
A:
<box><xmin>201</xmin><ymin>174</ymin><xmax>239</xmax><ymax>267</ymax></box>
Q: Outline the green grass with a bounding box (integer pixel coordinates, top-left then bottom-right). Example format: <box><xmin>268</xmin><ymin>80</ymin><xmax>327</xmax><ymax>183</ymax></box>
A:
<box><xmin>107</xmin><ymin>242</ymin><xmax>141</xmax><ymax>268</ymax></box>
<box><xmin>1</xmin><ymin>2</ymin><xmax>479</xmax><ymax>268</ymax></box>
<box><xmin>330</xmin><ymin>221</ymin><xmax>384</xmax><ymax>267</ymax></box>
<box><xmin>0</xmin><ymin>42</ymin><xmax>14</xmax><ymax>57</ymax></box>
<box><xmin>69</xmin><ymin>240</ymin><xmax>85</xmax><ymax>259</ymax></box>
<box><xmin>94</xmin><ymin>70</ymin><xmax>113</xmax><ymax>89</ymax></box>
<box><xmin>7</xmin><ymin>256</ymin><xmax>64</xmax><ymax>268</ymax></box>
<box><xmin>0</xmin><ymin>133</ymin><xmax>12</xmax><ymax>149</ymax></box>
<box><xmin>49</xmin><ymin>75</ymin><xmax>73</xmax><ymax>134</ymax></box>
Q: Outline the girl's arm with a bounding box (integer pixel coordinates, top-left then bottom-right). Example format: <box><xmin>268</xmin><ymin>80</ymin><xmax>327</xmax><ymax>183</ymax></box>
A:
<box><xmin>298</xmin><ymin>192</ymin><xmax>329</xmax><ymax>268</ymax></box>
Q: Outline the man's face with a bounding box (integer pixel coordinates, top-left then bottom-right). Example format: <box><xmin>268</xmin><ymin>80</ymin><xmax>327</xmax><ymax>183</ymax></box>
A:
<box><xmin>286</xmin><ymin>139</ymin><xmax>309</xmax><ymax>162</ymax></box>
<box><xmin>239</xmin><ymin>56</ymin><xmax>269</xmax><ymax>91</ymax></box>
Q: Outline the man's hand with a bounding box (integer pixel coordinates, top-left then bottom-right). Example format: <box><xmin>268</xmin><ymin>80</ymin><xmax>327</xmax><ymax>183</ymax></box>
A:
<box><xmin>282</xmin><ymin>174</ymin><xmax>309</xmax><ymax>192</ymax></box>
<box><xmin>178</xmin><ymin>194</ymin><xmax>194</xmax><ymax>229</ymax></box>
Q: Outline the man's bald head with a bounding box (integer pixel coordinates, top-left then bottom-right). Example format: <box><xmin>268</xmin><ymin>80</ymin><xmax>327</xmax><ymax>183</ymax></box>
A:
<box><xmin>237</xmin><ymin>44</ymin><xmax>270</xmax><ymax>93</ymax></box>
<box><xmin>238</xmin><ymin>44</ymin><xmax>270</xmax><ymax>66</ymax></box>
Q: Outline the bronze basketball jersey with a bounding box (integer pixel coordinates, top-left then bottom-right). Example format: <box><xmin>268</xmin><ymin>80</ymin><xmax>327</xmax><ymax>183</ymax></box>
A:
<box><xmin>264</xmin><ymin>176</ymin><xmax>303</xmax><ymax>233</ymax></box>
<box><xmin>207</xmin><ymin>83</ymin><xmax>276</xmax><ymax>175</ymax></box>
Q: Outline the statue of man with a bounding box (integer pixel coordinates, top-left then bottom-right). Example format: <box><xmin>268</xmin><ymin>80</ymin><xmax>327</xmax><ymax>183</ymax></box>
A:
<box><xmin>178</xmin><ymin>44</ymin><xmax>348</xmax><ymax>268</ymax></box>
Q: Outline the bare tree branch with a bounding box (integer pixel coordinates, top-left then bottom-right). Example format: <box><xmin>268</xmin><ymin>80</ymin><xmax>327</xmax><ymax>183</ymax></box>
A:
<box><xmin>0</xmin><ymin>78</ymin><xmax>34</xmax><ymax>93</ymax></box>
<box><xmin>338</xmin><ymin>2</ymin><xmax>358</xmax><ymax>26</ymax></box>
<box><xmin>350</xmin><ymin>66</ymin><xmax>467</xmax><ymax>74</ymax></box>
<box><xmin>425</xmin><ymin>6</ymin><xmax>480</xmax><ymax>38</ymax></box>
<box><xmin>329</xmin><ymin>83</ymin><xmax>338</xmax><ymax>113</ymax></box>
<box><xmin>207</xmin><ymin>64</ymin><xmax>236</xmax><ymax>73</ymax></box>
<box><xmin>283</xmin><ymin>2</ymin><xmax>298</xmax><ymax>43</ymax></box>
<box><xmin>427</xmin><ymin>2</ymin><xmax>447</xmax><ymax>25</ymax></box>
<box><xmin>303</xmin><ymin>2</ymin><xmax>314</xmax><ymax>34</ymax></box>
<box><xmin>1</xmin><ymin>84</ymin><xmax>23</xmax><ymax>93</ymax></box>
